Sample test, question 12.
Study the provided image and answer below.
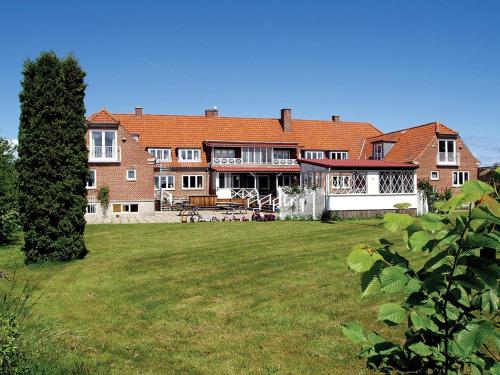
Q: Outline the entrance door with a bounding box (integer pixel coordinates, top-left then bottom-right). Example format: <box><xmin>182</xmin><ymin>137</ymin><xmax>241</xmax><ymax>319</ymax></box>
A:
<box><xmin>258</xmin><ymin>175</ymin><xmax>270</xmax><ymax>195</ymax></box>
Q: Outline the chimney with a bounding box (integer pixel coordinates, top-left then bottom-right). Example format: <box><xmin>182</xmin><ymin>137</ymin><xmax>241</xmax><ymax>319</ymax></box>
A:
<box><xmin>280</xmin><ymin>108</ymin><xmax>292</xmax><ymax>132</ymax></box>
<box><xmin>332</xmin><ymin>115</ymin><xmax>340</xmax><ymax>122</ymax></box>
<box><xmin>205</xmin><ymin>108</ymin><xmax>219</xmax><ymax>118</ymax></box>
<box><xmin>135</xmin><ymin>107</ymin><xmax>143</xmax><ymax>116</ymax></box>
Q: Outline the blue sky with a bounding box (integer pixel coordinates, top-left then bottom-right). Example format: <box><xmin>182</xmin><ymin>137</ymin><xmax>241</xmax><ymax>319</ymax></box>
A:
<box><xmin>1</xmin><ymin>0</ymin><xmax>499</xmax><ymax>164</ymax></box>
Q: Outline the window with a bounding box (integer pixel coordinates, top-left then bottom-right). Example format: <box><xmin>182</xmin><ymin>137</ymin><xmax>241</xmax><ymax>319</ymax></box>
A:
<box><xmin>131</xmin><ymin>133</ymin><xmax>140</xmax><ymax>142</ymax></box>
<box><xmin>332</xmin><ymin>175</ymin><xmax>351</xmax><ymax>189</ymax></box>
<box><xmin>301</xmin><ymin>172</ymin><xmax>323</xmax><ymax>189</ymax></box>
<box><xmin>126</xmin><ymin>169</ymin><xmax>136</xmax><ymax>181</ymax></box>
<box><xmin>273</xmin><ymin>149</ymin><xmax>291</xmax><ymax>160</ymax></box>
<box><xmin>379</xmin><ymin>171</ymin><xmax>415</xmax><ymax>194</ymax></box>
<box><xmin>178</xmin><ymin>149</ymin><xmax>201</xmax><ymax>162</ymax></box>
<box><xmin>182</xmin><ymin>175</ymin><xmax>203</xmax><ymax>189</ymax></box>
<box><xmin>373</xmin><ymin>144</ymin><xmax>383</xmax><ymax>160</ymax></box>
<box><xmin>214</xmin><ymin>149</ymin><xmax>236</xmax><ymax>158</ymax></box>
<box><xmin>242</xmin><ymin>147</ymin><xmax>272</xmax><ymax>164</ymax></box>
<box><xmin>430</xmin><ymin>171</ymin><xmax>439</xmax><ymax>181</ymax></box>
<box><xmin>330</xmin><ymin>172</ymin><xmax>367</xmax><ymax>194</ymax></box>
<box><xmin>304</xmin><ymin>151</ymin><xmax>324</xmax><ymax>159</ymax></box>
<box><xmin>86</xmin><ymin>170</ymin><xmax>96</xmax><ymax>189</ymax></box>
<box><xmin>438</xmin><ymin>139</ymin><xmax>457</xmax><ymax>164</ymax></box>
<box><xmin>277</xmin><ymin>174</ymin><xmax>297</xmax><ymax>187</ymax></box>
<box><xmin>86</xmin><ymin>203</ymin><xmax>97</xmax><ymax>214</ymax></box>
<box><xmin>452</xmin><ymin>171</ymin><xmax>469</xmax><ymax>187</ymax></box>
<box><xmin>218</xmin><ymin>173</ymin><xmax>240</xmax><ymax>189</ymax></box>
<box><xmin>154</xmin><ymin>175</ymin><xmax>175</xmax><ymax>190</ymax></box>
<box><xmin>112</xmin><ymin>203</ymin><xmax>139</xmax><ymax>213</ymax></box>
<box><xmin>90</xmin><ymin>130</ymin><xmax>117</xmax><ymax>159</ymax></box>
<box><xmin>148</xmin><ymin>148</ymin><xmax>171</xmax><ymax>161</ymax></box>
<box><xmin>330</xmin><ymin>151</ymin><xmax>348</xmax><ymax>160</ymax></box>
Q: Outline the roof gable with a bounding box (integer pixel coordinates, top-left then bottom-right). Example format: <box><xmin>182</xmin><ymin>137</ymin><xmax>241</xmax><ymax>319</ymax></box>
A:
<box><xmin>87</xmin><ymin>109</ymin><xmax>120</xmax><ymax>125</ymax></box>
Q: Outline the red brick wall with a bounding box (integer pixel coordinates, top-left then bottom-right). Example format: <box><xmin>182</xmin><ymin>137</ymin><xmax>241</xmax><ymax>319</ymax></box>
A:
<box><xmin>415</xmin><ymin>136</ymin><xmax>479</xmax><ymax>193</ymax></box>
<box><xmin>153</xmin><ymin>168</ymin><xmax>211</xmax><ymax>199</ymax></box>
<box><xmin>87</xmin><ymin>125</ymin><xmax>155</xmax><ymax>201</ymax></box>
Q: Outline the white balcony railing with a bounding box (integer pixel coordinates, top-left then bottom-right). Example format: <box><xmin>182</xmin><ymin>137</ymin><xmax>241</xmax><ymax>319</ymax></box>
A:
<box><xmin>212</xmin><ymin>158</ymin><xmax>297</xmax><ymax>166</ymax></box>
<box><xmin>89</xmin><ymin>146</ymin><xmax>121</xmax><ymax>162</ymax></box>
<box><xmin>437</xmin><ymin>152</ymin><xmax>460</xmax><ymax>166</ymax></box>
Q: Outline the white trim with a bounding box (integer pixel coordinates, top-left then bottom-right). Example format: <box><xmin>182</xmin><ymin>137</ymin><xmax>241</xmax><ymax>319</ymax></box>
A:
<box><xmin>181</xmin><ymin>174</ymin><xmax>204</xmax><ymax>190</ymax></box>
<box><xmin>154</xmin><ymin>175</ymin><xmax>175</xmax><ymax>190</ymax></box>
<box><xmin>126</xmin><ymin>169</ymin><xmax>137</xmax><ymax>181</ymax></box>
<box><xmin>430</xmin><ymin>171</ymin><xmax>439</xmax><ymax>181</ymax></box>
<box><xmin>178</xmin><ymin>149</ymin><xmax>201</xmax><ymax>162</ymax></box>
<box><xmin>86</xmin><ymin>169</ymin><xmax>96</xmax><ymax>189</ymax></box>
<box><xmin>329</xmin><ymin>151</ymin><xmax>348</xmax><ymax>160</ymax></box>
<box><xmin>452</xmin><ymin>171</ymin><xmax>469</xmax><ymax>187</ymax></box>
<box><xmin>304</xmin><ymin>150</ymin><xmax>324</xmax><ymax>159</ymax></box>
<box><xmin>148</xmin><ymin>148</ymin><xmax>172</xmax><ymax>162</ymax></box>
<box><xmin>112</xmin><ymin>203</ymin><xmax>140</xmax><ymax>213</ymax></box>
<box><xmin>373</xmin><ymin>143</ymin><xmax>383</xmax><ymax>160</ymax></box>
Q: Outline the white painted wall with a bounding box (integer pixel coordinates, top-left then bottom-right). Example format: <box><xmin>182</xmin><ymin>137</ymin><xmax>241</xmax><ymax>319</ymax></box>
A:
<box><xmin>216</xmin><ymin>188</ymin><xmax>232</xmax><ymax>199</ymax></box>
<box><xmin>326</xmin><ymin>193</ymin><xmax>418</xmax><ymax>211</ymax></box>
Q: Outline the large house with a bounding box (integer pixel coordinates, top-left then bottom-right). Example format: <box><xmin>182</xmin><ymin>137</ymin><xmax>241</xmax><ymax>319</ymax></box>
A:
<box><xmin>85</xmin><ymin>107</ymin><xmax>479</xmax><ymax>217</ymax></box>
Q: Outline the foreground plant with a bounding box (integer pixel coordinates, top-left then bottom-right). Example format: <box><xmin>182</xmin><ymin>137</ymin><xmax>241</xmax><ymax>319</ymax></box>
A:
<box><xmin>343</xmin><ymin>174</ymin><xmax>500</xmax><ymax>374</ymax></box>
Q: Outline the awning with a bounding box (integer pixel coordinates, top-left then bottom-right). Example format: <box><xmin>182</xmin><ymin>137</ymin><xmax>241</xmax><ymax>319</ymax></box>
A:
<box><xmin>299</xmin><ymin>159</ymin><xmax>418</xmax><ymax>170</ymax></box>
<box><xmin>211</xmin><ymin>165</ymin><xmax>300</xmax><ymax>173</ymax></box>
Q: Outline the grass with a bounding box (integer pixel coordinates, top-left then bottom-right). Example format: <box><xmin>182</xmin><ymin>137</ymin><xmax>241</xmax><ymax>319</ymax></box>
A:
<box><xmin>0</xmin><ymin>220</ymin><xmax>408</xmax><ymax>374</ymax></box>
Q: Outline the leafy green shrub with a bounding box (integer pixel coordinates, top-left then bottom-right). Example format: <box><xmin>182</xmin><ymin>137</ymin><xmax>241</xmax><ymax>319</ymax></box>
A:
<box><xmin>0</xmin><ymin>138</ymin><xmax>18</xmax><ymax>245</ymax></box>
<box><xmin>97</xmin><ymin>185</ymin><xmax>110</xmax><ymax>216</ymax></box>
<box><xmin>321</xmin><ymin>211</ymin><xmax>343</xmax><ymax>222</ymax></box>
<box><xmin>343</xmin><ymin>176</ymin><xmax>500</xmax><ymax>374</ymax></box>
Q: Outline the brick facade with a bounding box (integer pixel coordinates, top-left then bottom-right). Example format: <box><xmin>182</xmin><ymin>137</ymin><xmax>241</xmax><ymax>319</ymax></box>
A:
<box><xmin>153</xmin><ymin>168</ymin><xmax>211</xmax><ymax>199</ymax></box>
<box><xmin>415</xmin><ymin>136</ymin><xmax>479</xmax><ymax>193</ymax></box>
<box><xmin>87</xmin><ymin>125</ymin><xmax>155</xmax><ymax>204</ymax></box>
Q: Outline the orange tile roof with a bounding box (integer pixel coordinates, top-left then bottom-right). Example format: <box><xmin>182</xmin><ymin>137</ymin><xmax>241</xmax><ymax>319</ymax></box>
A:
<box><xmin>87</xmin><ymin>108</ymin><xmax>120</xmax><ymax>124</ymax></box>
<box><xmin>88</xmin><ymin>110</ymin><xmax>382</xmax><ymax>167</ymax></box>
<box><xmin>362</xmin><ymin>122</ymin><xmax>458</xmax><ymax>162</ymax></box>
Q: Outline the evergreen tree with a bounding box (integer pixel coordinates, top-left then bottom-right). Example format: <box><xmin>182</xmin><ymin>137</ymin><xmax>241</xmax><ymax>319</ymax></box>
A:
<box><xmin>17</xmin><ymin>52</ymin><xmax>88</xmax><ymax>263</ymax></box>
<box><xmin>0</xmin><ymin>137</ymin><xmax>18</xmax><ymax>244</ymax></box>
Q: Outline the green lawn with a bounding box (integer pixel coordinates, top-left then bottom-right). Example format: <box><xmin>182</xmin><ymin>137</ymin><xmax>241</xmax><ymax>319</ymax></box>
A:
<box><xmin>0</xmin><ymin>220</ymin><xmax>407</xmax><ymax>374</ymax></box>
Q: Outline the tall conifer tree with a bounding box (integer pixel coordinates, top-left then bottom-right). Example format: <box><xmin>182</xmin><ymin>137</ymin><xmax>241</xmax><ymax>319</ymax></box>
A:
<box><xmin>18</xmin><ymin>52</ymin><xmax>88</xmax><ymax>263</ymax></box>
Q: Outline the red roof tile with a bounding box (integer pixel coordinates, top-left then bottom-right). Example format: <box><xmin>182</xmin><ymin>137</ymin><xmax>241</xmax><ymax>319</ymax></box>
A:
<box><xmin>362</xmin><ymin>122</ymin><xmax>458</xmax><ymax>162</ymax></box>
<box><xmin>87</xmin><ymin>109</ymin><xmax>120</xmax><ymax>125</ymax></box>
<box><xmin>299</xmin><ymin>158</ymin><xmax>418</xmax><ymax>169</ymax></box>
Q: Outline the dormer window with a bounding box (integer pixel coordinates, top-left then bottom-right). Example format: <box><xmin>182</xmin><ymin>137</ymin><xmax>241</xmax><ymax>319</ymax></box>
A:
<box><xmin>178</xmin><ymin>149</ymin><xmax>201</xmax><ymax>162</ymax></box>
<box><xmin>149</xmin><ymin>148</ymin><xmax>171</xmax><ymax>162</ymax></box>
<box><xmin>438</xmin><ymin>139</ymin><xmax>457</xmax><ymax>165</ymax></box>
<box><xmin>330</xmin><ymin>151</ymin><xmax>348</xmax><ymax>160</ymax></box>
<box><xmin>304</xmin><ymin>151</ymin><xmax>324</xmax><ymax>159</ymax></box>
<box><xmin>373</xmin><ymin>144</ymin><xmax>383</xmax><ymax>160</ymax></box>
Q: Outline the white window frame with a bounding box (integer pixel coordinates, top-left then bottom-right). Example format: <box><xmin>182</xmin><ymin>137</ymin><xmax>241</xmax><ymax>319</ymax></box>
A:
<box><xmin>90</xmin><ymin>130</ymin><xmax>117</xmax><ymax>159</ymax></box>
<box><xmin>178</xmin><ymin>149</ymin><xmax>201</xmax><ymax>162</ymax></box>
<box><xmin>242</xmin><ymin>147</ymin><xmax>273</xmax><ymax>164</ymax></box>
<box><xmin>126</xmin><ymin>169</ymin><xmax>136</xmax><ymax>181</ymax></box>
<box><xmin>329</xmin><ymin>151</ymin><xmax>348</xmax><ymax>160</ymax></box>
<box><xmin>154</xmin><ymin>175</ymin><xmax>175</xmax><ymax>190</ymax></box>
<box><xmin>182</xmin><ymin>175</ymin><xmax>204</xmax><ymax>190</ymax></box>
<box><xmin>452</xmin><ymin>171</ymin><xmax>469</xmax><ymax>187</ymax></box>
<box><xmin>304</xmin><ymin>150</ymin><xmax>324</xmax><ymax>159</ymax></box>
<box><xmin>86</xmin><ymin>169</ymin><xmax>96</xmax><ymax>189</ymax></box>
<box><xmin>430</xmin><ymin>171</ymin><xmax>439</xmax><ymax>181</ymax></box>
<box><xmin>373</xmin><ymin>144</ymin><xmax>383</xmax><ymax>160</ymax></box>
<box><xmin>214</xmin><ymin>149</ymin><xmax>236</xmax><ymax>159</ymax></box>
<box><xmin>86</xmin><ymin>203</ymin><xmax>97</xmax><ymax>214</ymax></box>
<box><xmin>332</xmin><ymin>175</ymin><xmax>351</xmax><ymax>189</ymax></box>
<box><xmin>273</xmin><ymin>149</ymin><xmax>291</xmax><ymax>160</ymax></box>
<box><xmin>148</xmin><ymin>148</ymin><xmax>172</xmax><ymax>162</ymax></box>
<box><xmin>438</xmin><ymin>139</ymin><xmax>457</xmax><ymax>164</ymax></box>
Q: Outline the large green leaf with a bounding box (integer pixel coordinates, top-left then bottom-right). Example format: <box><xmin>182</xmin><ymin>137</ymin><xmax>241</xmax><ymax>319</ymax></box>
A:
<box><xmin>409</xmin><ymin>230</ymin><xmax>431</xmax><ymax>252</ymax></box>
<box><xmin>360</xmin><ymin>260</ymin><xmax>384</xmax><ymax>296</ymax></box>
<box><xmin>470</xmin><ymin>206</ymin><xmax>500</xmax><ymax>225</ymax></box>
<box><xmin>378</xmin><ymin>303</ymin><xmax>406</xmax><ymax>324</ymax></box>
<box><xmin>419</xmin><ymin>213</ymin><xmax>446</xmax><ymax>232</ymax></box>
<box><xmin>404</xmin><ymin>278</ymin><xmax>422</xmax><ymax>299</ymax></box>
<box><xmin>456</xmin><ymin>320</ymin><xmax>492</xmax><ymax>355</ymax></box>
<box><xmin>347</xmin><ymin>244</ymin><xmax>382</xmax><ymax>273</ymax></box>
<box><xmin>380</xmin><ymin>266</ymin><xmax>408</xmax><ymax>293</ymax></box>
<box><xmin>461</xmin><ymin>180</ymin><xmax>495</xmax><ymax>195</ymax></box>
<box><xmin>341</xmin><ymin>323</ymin><xmax>367</xmax><ymax>344</ymax></box>
<box><xmin>408</xmin><ymin>342</ymin><xmax>432</xmax><ymax>356</ymax></box>
<box><xmin>464</xmin><ymin>233</ymin><xmax>500</xmax><ymax>250</ymax></box>
<box><xmin>383</xmin><ymin>213</ymin><xmax>416</xmax><ymax>232</ymax></box>
<box><xmin>480</xmin><ymin>288</ymin><xmax>498</xmax><ymax>314</ymax></box>
<box><xmin>410</xmin><ymin>311</ymin><xmax>438</xmax><ymax>332</ymax></box>
<box><xmin>469</xmin><ymin>261</ymin><xmax>500</xmax><ymax>289</ymax></box>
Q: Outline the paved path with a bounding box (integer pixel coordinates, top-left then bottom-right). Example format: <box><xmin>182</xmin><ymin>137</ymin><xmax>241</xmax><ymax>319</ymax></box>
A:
<box><xmin>85</xmin><ymin>209</ymin><xmax>257</xmax><ymax>224</ymax></box>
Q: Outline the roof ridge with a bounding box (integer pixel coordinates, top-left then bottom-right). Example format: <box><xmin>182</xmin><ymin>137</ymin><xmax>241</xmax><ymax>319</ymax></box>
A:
<box><xmin>367</xmin><ymin>121</ymin><xmax>442</xmax><ymax>139</ymax></box>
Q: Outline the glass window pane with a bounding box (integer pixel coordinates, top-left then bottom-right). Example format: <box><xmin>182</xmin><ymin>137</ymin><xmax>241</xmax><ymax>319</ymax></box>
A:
<box><xmin>183</xmin><ymin>176</ymin><xmax>189</xmax><ymax>187</ymax></box>
<box><xmin>447</xmin><ymin>141</ymin><xmax>454</xmax><ymax>153</ymax></box>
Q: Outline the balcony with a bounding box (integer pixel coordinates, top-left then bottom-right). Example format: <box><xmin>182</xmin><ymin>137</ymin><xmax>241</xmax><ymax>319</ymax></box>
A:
<box><xmin>89</xmin><ymin>146</ymin><xmax>121</xmax><ymax>163</ymax></box>
<box><xmin>212</xmin><ymin>158</ymin><xmax>297</xmax><ymax>166</ymax></box>
<box><xmin>437</xmin><ymin>152</ymin><xmax>460</xmax><ymax>166</ymax></box>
